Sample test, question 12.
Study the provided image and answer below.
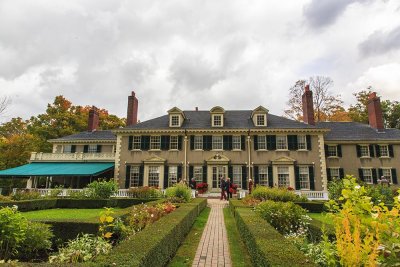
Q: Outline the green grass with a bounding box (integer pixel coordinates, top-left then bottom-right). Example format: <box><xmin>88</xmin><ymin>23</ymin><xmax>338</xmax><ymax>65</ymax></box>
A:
<box><xmin>308</xmin><ymin>212</ymin><xmax>333</xmax><ymax>225</ymax></box>
<box><xmin>168</xmin><ymin>207</ymin><xmax>211</xmax><ymax>267</ymax></box>
<box><xmin>21</xmin><ymin>208</ymin><xmax>121</xmax><ymax>222</ymax></box>
<box><xmin>224</xmin><ymin>208</ymin><xmax>253</xmax><ymax>267</ymax></box>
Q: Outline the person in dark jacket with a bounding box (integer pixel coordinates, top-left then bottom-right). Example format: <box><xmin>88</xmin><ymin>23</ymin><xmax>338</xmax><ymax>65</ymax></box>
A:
<box><xmin>220</xmin><ymin>177</ymin><xmax>226</xmax><ymax>200</ymax></box>
<box><xmin>225</xmin><ymin>178</ymin><xmax>232</xmax><ymax>200</ymax></box>
<box><xmin>190</xmin><ymin>178</ymin><xmax>197</xmax><ymax>190</ymax></box>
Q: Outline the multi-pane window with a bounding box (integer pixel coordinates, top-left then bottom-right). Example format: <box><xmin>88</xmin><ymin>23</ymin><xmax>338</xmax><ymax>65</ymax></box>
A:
<box><xmin>330</xmin><ymin>168</ymin><xmax>340</xmax><ymax>179</ymax></box>
<box><xmin>259</xmin><ymin>166</ymin><xmax>269</xmax><ymax>186</ymax></box>
<box><xmin>362</xmin><ymin>168</ymin><xmax>373</xmax><ymax>184</ymax></box>
<box><xmin>212</xmin><ymin>136</ymin><xmax>223</xmax><ymax>150</ymax></box>
<box><xmin>63</xmin><ymin>145</ymin><xmax>72</xmax><ymax>153</ymax></box>
<box><xmin>213</xmin><ymin>115</ymin><xmax>222</xmax><ymax>126</ymax></box>
<box><xmin>277</xmin><ymin>166</ymin><xmax>290</xmax><ymax>187</ymax></box>
<box><xmin>299</xmin><ymin>167</ymin><xmax>310</xmax><ymax>189</ymax></box>
<box><xmin>171</xmin><ymin>115</ymin><xmax>180</xmax><ymax>126</ymax></box>
<box><xmin>133</xmin><ymin>136</ymin><xmax>141</xmax><ymax>150</ymax></box>
<box><xmin>232</xmin><ymin>166</ymin><xmax>242</xmax><ymax>187</ymax></box>
<box><xmin>148</xmin><ymin>166</ymin><xmax>160</xmax><ymax>187</ymax></box>
<box><xmin>194</xmin><ymin>136</ymin><xmax>203</xmax><ymax>150</ymax></box>
<box><xmin>327</xmin><ymin>145</ymin><xmax>338</xmax><ymax>157</ymax></box>
<box><xmin>232</xmin><ymin>136</ymin><xmax>241</xmax><ymax>150</ymax></box>
<box><xmin>379</xmin><ymin>145</ymin><xmax>389</xmax><ymax>157</ymax></box>
<box><xmin>193</xmin><ymin>166</ymin><xmax>203</xmax><ymax>183</ymax></box>
<box><xmin>256</xmin><ymin>114</ymin><xmax>265</xmax><ymax>126</ymax></box>
<box><xmin>129</xmin><ymin>166</ymin><xmax>140</xmax><ymax>187</ymax></box>
<box><xmin>258</xmin><ymin>135</ymin><xmax>267</xmax><ymax>150</ymax></box>
<box><xmin>360</xmin><ymin>145</ymin><xmax>370</xmax><ymax>157</ymax></box>
<box><xmin>382</xmin><ymin>168</ymin><xmax>392</xmax><ymax>183</ymax></box>
<box><xmin>170</xmin><ymin>136</ymin><xmax>178</xmax><ymax>150</ymax></box>
<box><xmin>297</xmin><ymin>135</ymin><xmax>307</xmax><ymax>150</ymax></box>
<box><xmin>150</xmin><ymin>136</ymin><xmax>161</xmax><ymax>150</ymax></box>
<box><xmin>168</xmin><ymin>166</ymin><xmax>178</xmax><ymax>187</ymax></box>
<box><xmin>88</xmin><ymin>144</ymin><xmax>97</xmax><ymax>153</ymax></box>
<box><xmin>276</xmin><ymin>135</ymin><xmax>288</xmax><ymax>150</ymax></box>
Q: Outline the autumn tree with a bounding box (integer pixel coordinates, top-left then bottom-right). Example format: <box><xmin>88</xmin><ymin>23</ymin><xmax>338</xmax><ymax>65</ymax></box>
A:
<box><xmin>284</xmin><ymin>76</ymin><xmax>346</xmax><ymax>122</ymax></box>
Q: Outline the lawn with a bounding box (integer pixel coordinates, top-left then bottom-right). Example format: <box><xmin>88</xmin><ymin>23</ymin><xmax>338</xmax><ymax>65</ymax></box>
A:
<box><xmin>308</xmin><ymin>212</ymin><xmax>333</xmax><ymax>225</ymax></box>
<box><xmin>22</xmin><ymin>208</ymin><xmax>121</xmax><ymax>222</ymax></box>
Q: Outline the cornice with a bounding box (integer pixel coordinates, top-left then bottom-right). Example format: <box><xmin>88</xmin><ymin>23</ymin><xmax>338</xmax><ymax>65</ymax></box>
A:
<box><xmin>49</xmin><ymin>140</ymin><xmax>116</xmax><ymax>144</ymax></box>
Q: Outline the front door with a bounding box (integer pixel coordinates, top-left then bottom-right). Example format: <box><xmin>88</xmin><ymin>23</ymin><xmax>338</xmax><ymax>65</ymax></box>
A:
<box><xmin>212</xmin><ymin>166</ymin><xmax>227</xmax><ymax>189</ymax></box>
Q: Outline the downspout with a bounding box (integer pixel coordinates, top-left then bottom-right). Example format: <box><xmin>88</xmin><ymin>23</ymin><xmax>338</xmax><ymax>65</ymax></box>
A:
<box><xmin>184</xmin><ymin>130</ymin><xmax>188</xmax><ymax>181</ymax></box>
<box><xmin>247</xmin><ymin>129</ymin><xmax>251</xmax><ymax>189</ymax></box>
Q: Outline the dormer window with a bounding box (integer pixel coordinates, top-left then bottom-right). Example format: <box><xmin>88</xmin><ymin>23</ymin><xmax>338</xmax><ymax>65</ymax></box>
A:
<box><xmin>256</xmin><ymin>114</ymin><xmax>266</xmax><ymax>126</ymax></box>
<box><xmin>171</xmin><ymin>115</ymin><xmax>180</xmax><ymax>127</ymax></box>
<box><xmin>213</xmin><ymin>115</ymin><xmax>222</xmax><ymax>127</ymax></box>
<box><xmin>251</xmin><ymin>106</ymin><xmax>269</xmax><ymax>127</ymax></box>
<box><xmin>210</xmin><ymin>106</ymin><xmax>225</xmax><ymax>127</ymax></box>
<box><xmin>168</xmin><ymin>107</ymin><xmax>185</xmax><ymax>127</ymax></box>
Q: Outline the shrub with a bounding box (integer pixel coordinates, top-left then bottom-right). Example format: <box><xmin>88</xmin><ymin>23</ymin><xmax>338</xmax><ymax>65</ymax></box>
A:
<box><xmin>67</xmin><ymin>189</ymin><xmax>94</xmax><ymax>199</ymax></box>
<box><xmin>365</xmin><ymin>184</ymin><xmax>395</xmax><ymax>205</ymax></box>
<box><xmin>327</xmin><ymin>178</ymin><xmax>344</xmax><ymax>202</ymax></box>
<box><xmin>87</xmin><ymin>179</ymin><xmax>119</xmax><ymax>199</ymax></box>
<box><xmin>242</xmin><ymin>196</ymin><xmax>261</xmax><ymax>207</ymax></box>
<box><xmin>252</xmin><ymin>186</ymin><xmax>305</xmax><ymax>202</ymax></box>
<box><xmin>165</xmin><ymin>184</ymin><xmax>191</xmax><ymax>202</ymax></box>
<box><xmin>99</xmin><ymin>208</ymin><xmax>129</xmax><ymax>244</ymax></box>
<box><xmin>49</xmin><ymin>234</ymin><xmax>112</xmax><ymax>263</ymax></box>
<box><xmin>255</xmin><ymin>200</ymin><xmax>310</xmax><ymax>235</ymax></box>
<box><xmin>48</xmin><ymin>185</ymin><xmax>64</xmax><ymax>198</ymax></box>
<box><xmin>11</xmin><ymin>190</ymin><xmax>42</xmax><ymax>201</ymax></box>
<box><xmin>0</xmin><ymin>195</ymin><xmax>12</xmax><ymax>202</ymax></box>
<box><xmin>17</xmin><ymin>221</ymin><xmax>53</xmax><ymax>260</ymax></box>
<box><xmin>196</xmin><ymin>182</ymin><xmax>208</xmax><ymax>193</ymax></box>
<box><xmin>128</xmin><ymin>186</ymin><xmax>163</xmax><ymax>199</ymax></box>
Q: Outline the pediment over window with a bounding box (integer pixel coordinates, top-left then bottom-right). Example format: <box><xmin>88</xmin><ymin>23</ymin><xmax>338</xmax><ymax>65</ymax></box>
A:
<box><xmin>143</xmin><ymin>155</ymin><xmax>166</xmax><ymax>164</ymax></box>
<box><xmin>271</xmin><ymin>156</ymin><xmax>296</xmax><ymax>165</ymax></box>
<box><xmin>210</xmin><ymin>106</ymin><xmax>225</xmax><ymax>113</ymax></box>
<box><xmin>251</xmin><ymin>105</ymin><xmax>268</xmax><ymax>127</ymax></box>
<box><xmin>206</xmin><ymin>153</ymin><xmax>230</xmax><ymax>163</ymax></box>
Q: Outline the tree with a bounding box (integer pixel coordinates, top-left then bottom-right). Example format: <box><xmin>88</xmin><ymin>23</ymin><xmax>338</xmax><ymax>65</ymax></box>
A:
<box><xmin>0</xmin><ymin>96</ymin><xmax>11</xmax><ymax>117</ymax></box>
<box><xmin>284</xmin><ymin>76</ymin><xmax>345</xmax><ymax>122</ymax></box>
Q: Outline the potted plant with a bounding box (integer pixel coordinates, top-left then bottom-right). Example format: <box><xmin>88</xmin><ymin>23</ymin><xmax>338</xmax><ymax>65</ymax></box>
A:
<box><xmin>196</xmin><ymin>183</ymin><xmax>208</xmax><ymax>194</ymax></box>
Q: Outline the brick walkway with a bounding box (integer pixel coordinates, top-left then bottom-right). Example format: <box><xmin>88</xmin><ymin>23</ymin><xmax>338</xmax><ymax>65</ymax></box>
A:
<box><xmin>192</xmin><ymin>199</ymin><xmax>232</xmax><ymax>267</ymax></box>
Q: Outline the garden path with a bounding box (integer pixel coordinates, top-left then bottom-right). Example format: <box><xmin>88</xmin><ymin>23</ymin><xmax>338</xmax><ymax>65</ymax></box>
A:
<box><xmin>192</xmin><ymin>199</ymin><xmax>232</xmax><ymax>267</ymax></box>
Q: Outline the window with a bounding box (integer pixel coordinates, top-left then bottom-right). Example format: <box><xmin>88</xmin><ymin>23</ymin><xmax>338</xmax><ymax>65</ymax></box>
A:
<box><xmin>259</xmin><ymin>166</ymin><xmax>269</xmax><ymax>186</ymax></box>
<box><xmin>148</xmin><ymin>166</ymin><xmax>160</xmax><ymax>187</ymax></box>
<box><xmin>150</xmin><ymin>136</ymin><xmax>161</xmax><ymax>150</ymax></box>
<box><xmin>194</xmin><ymin>136</ymin><xmax>203</xmax><ymax>150</ymax></box>
<box><xmin>258</xmin><ymin>135</ymin><xmax>267</xmax><ymax>150</ymax></box>
<box><xmin>193</xmin><ymin>166</ymin><xmax>203</xmax><ymax>183</ymax></box>
<box><xmin>232</xmin><ymin>166</ymin><xmax>242</xmax><ymax>187</ymax></box>
<box><xmin>277</xmin><ymin>166</ymin><xmax>290</xmax><ymax>187</ymax></box>
<box><xmin>170</xmin><ymin>136</ymin><xmax>178</xmax><ymax>150</ymax></box>
<box><xmin>297</xmin><ymin>135</ymin><xmax>307</xmax><ymax>150</ymax></box>
<box><xmin>362</xmin><ymin>168</ymin><xmax>373</xmax><ymax>184</ymax></box>
<box><xmin>129</xmin><ymin>166</ymin><xmax>140</xmax><ymax>187</ymax></box>
<box><xmin>168</xmin><ymin>166</ymin><xmax>178</xmax><ymax>187</ymax></box>
<box><xmin>232</xmin><ymin>136</ymin><xmax>241</xmax><ymax>150</ymax></box>
<box><xmin>360</xmin><ymin>145</ymin><xmax>370</xmax><ymax>157</ymax></box>
<box><xmin>299</xmin><ymin>167</ymin><xmax>310</xmax><ymax>189</ymax></box>
<box><xmin>88</xmin><ymin>144</ymin><xmax>97</xmax><ymax>153</ymax></box>
<box><xmin>133</xmin><ymin>136</ymin><xmax>141</xmax><ymax>150</ymax></box>
<box><xmin>330</xmin><ymin>168</ymin><xmax>340</xmax><ymax>179</ymax></box>
<box><xmin>276</xmin><ymin>135</ymin><xmax>288</xmax><ymax>150</ymax></box>
<box><xmin>327</xmin><ymin>145</ymin><xmax>338</xmax><ymax>157</ymax></box>
<box><xmin>382</xmin><ymin>168</ymin><xmax>392</xmax><ymax>183</ymax></box>
<box><xmin>212</xmin><ymin>136</ymin><xmax>223</xmax><ymax>150</ymax></box>
<box><xmin>170</xmin><ymin>115</ymin><xmax>180</xmax><ymax>127</ymax></box>
<box><xmin>379</xmin><ymin>145</ymin><xmax>389</xmax><ymax>157</ymax></box>
<box><xmin>63</xmin><ymin>145</ymin><xmax>72</xmax><ymax>153</ymax></box>
<box><xmin>213</xmin><ymin>115</ymin><xmax>222</xmax><ymax>126</ymax></box>
<box><xmin>256</xmin><ymin>114</ymin><xmax>266</xmax><ymax>126</ymax></box>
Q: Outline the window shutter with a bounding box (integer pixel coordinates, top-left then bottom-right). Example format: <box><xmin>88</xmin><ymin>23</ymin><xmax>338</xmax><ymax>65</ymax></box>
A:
<box><xmin>339</xmin><ymin>168</ymin><xmax>344</xmax><ymax>179</ymax></box>
<box><xmin>128</xmin><ymin>136</ymin><xmax>133</xmax><ymax>150</ymax></box>
<box><xmin>178</xmin><ymin>136</ymin><xmax>183</xmax><ymax>150</ymax></box>
<box><xmin>356</xmin><ymin>145</ymin><xmax>361</xmax><ymax>157</ymax></box>
<box><xmin>392</xmin><ymin>168</ymin><xmax>398</xmax><ymax>184</ymax></box>
<box><xmin>190</xmin><ymin>136</ymin><xmax>194</xmax><ymax>150</ymax></box>
<box><xmin>254</xmin><ymin>166</ymin><xmax>259</xmax><ymax>185</ymax></box>
<box><xmin>378</xmin><ymin>168</ymin><xmax>383</xmax><ymax>179</ymax></box>
<box><xmin>306</xmin><ymin>135</ymin><xmax>312</xmax><ymax>150</ymax></box>
<box><xmin>96</xmin><ymin>145</ymin><xmax>102</xmax><ymax>153</ymax></box>
<box><xmin>202</xmin><ymin>165</ymin><xmax>207</xmax><ymax>183</ymax></box>
<box><xmin>139</xmin><ymin>165</ymin><xmax>144</xmax><ymax>186</ymax></box>
<box><xmin>372</xmin><ymin>168</ymin><xmax>378</xmax><ymax>184</ymax></box>
<box><xmin>327</xmin><ymin>168</ymin><xmax>332</xmax><ymax>181</ymax></box>
<box><xmin>203</xmin><ymin>136</ymin><xmax>212</xmax><ymax>151</ymax></box>
<box><xmin>223</xmin><ymin>136</ymin><xmax>231</xmax><ymax>151</ymax></box>
<box><xmin>228</xmin><ymin>135</ymin><xmax>233</xmax><ymax>150</ymax></box>
<box><xmin>161</xmin><ymin>136</ymin><xmax>169</xmax><ymax>150</ymax></box>
<box><xmin>324</xmin><ymin>145</ymin><xmax>329</xmax><ymax>157</ymax></box>
<box><xmin>267</xmin><ymin>135</ymin><xmax>276</xmax><ymax>150</ymax></box>
<box><xmin>177</xmin><ymin>166</ymin><xmax>183</xmax><ymax>181</ymax></box>
<box><xmin>228</xmin><ymin>166</ymin><xmax>233</xmax><ymax>179</ymax></box>
<box><xmin>337</xmin><ymin>145</ymin><xmax>342</xmax><ymax>157</ymax></box>
<box><xmin>241</xmin><ymin>166</ymin><xmax>247</xmax><ymax>189</ymax></box>
<box><xmin>141</xmin><ymin>136</ymin><xmax>150</xmax><ymax>150</ymax></box>
<box><xmin>164</xmin><ymin>166</ymin><xmax>169</xmax><ymax>189</ymax></box>
<box><xmin>189</xmin><ymin>166</ymin><xmax>194</xmax><ymax>179</ymax></box>
<box><xmin>125</xmin><ymin>165</ymin><xmax>131</xmax><ymax>189</ymax></box>
<box><xmin>288</xmin><ymin>135</ymin><xmax>298</xmax><ymax>151</ymax></box>
<box><xmin>268</xmin><ymin>166</ymin><xmax>273</xmax><ymax>187</ymax></box>
<box><xmin>254</xmin><ymin>135</ymin><xmax>258</xmax><ymax>150</ymax></box>
<box><xmin>241</xmin><ymin>136</ymin><xmax>246</xmax><ymax>150</ymax></box>
<box><xmin>294</xmin><ymin>166</ymin><xmax>300</xmax><ymax>190</ymax></box>
<box><xmin>375</xmin><ymin>145</ymin><xmax>381</xmax><ymax>157</ymax></box>
<box><xmin>83</xmin><ymin>145</ymin><xmax>88</xmax><ymax>153</ymax></box>
<box><xmin>358</xmin><ymin>169</ymin><xmax>364</xmax><ymax>181</ymax></box>
<box><xmin>389</xmin><ymin>145</ymin><xmax>394</xmax><ymax>157</ymax></box>
<box><xmin>369</xmin><ymin>145</ymin><xmax>375</xmax><ymax>157</ymax></box>
<box><xmin>309</xmin><ymin>166</ymin><xmax>315</xmax><ymax>190</ymax></box>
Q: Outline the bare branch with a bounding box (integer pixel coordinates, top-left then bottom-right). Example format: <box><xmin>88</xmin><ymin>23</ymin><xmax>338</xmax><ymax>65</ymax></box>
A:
<box><xmin>0</xmin><ymin>96</ymin><xmax>11</xmax><ymax>116</ymax></box>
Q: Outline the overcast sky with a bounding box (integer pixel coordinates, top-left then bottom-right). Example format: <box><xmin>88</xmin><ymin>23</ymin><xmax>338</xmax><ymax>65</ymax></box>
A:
<box><xmin>1</xmin><ymin>0</ymin><xmax>400</xmax><ymax>123</ymax></box>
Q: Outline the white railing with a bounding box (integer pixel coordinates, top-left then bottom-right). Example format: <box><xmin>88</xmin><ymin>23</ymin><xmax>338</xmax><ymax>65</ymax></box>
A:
<box><xmin>295</xmin><ymin>190</ymin><xmax>329</xmax><ymax>200</ymax></box>
<box><xmin>30</xmin><ymin>152</ymin><xmax>115</xmax><ymax>162</ymax></box>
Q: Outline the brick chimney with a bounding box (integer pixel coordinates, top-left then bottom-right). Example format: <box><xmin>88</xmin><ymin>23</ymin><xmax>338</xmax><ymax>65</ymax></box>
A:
<box><xmin>127</xmin><ymin>91</ymin><xmax>138</xmax><ymax>126</ymax></box>
<box><xmin>367</xmin><ymin>92</ymin><xmax>384</xmax><ymax>131</ymax></box>
<box><xmin>302</xmin><ymin>84</ymin><xmax>315</xmax><ymax>125</ymax></box>
<box><xmin>88</xmin><ymin>106</ymin><xmax>99</xmax><ymax>132</ymax></box>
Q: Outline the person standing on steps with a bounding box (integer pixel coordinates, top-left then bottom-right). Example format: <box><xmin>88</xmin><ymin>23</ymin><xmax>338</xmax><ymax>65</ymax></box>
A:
<box><xmin>248</xmin><ymin>178</ymin><xmax>254</xmax><ymax>195</ymax></box>
<box><xmin>225</xmin><ymin>177</ymin><xmax>232</xmax><ymax>200</ymax></box>
<box><xmin>190</xmin><ymin>178</ymin><xmax>197</xmax><ymax>198</ymax></box>
<box><xmin>220</xmin><ymin>177</ymin><xmax>226</xmax><ymax>200</ymax></box>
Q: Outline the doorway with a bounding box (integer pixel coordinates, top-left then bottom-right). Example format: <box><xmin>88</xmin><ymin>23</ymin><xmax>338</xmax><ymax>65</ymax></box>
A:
<box><xmin>211</xmin><ymin>165</ymin><xmax>227</xmax><ymax>189</ymax></box>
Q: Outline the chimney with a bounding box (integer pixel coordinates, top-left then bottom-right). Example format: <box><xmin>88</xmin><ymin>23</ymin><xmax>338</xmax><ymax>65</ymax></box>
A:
<box><xmin>367</xmin><ymin>92</ymin><xmax>384</xmax><ymax>131</ymax></box>
<box><xmin>195</xmin><ymin>107</ymin><xmax>198</xmax><ymax>111</ymax></box>
<box><xmin>88</xmin><ymin>106</ymin><xmax>99</xmax><ymax>132</ymax></box>
<box><xmin>127</xmin><ymin>91</ymin><xmax>138</xmax><ymax>126</ymax></box>
<box><xmin>302</xmin><ymin>84</ymin><xmax>315</xmax><ymax>125</ymax></box>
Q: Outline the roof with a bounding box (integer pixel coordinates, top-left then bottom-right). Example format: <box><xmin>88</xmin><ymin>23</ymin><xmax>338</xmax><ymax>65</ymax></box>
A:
<box><xmin>50</xmin><ymin>130</ymin><xmax>116</xmax><ymax>142</ymax></box>
<box><xmin>123</xmin><ymin>110</ymin><xmax>317</xmax><ymax>130</ymax></box>
<box><xmin>317</xmin><ymin>122</ymin><xmax>400</xmax><ymax>141</ymax></box>
<box><xmin>0</xmin><ymin>162</ymin><xmax>114</xmax><ymax>177</ymax></box>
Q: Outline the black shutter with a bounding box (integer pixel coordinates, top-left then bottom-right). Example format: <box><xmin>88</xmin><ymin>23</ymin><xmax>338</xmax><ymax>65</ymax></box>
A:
<box><xmin>202</xmin><ymin>165</ymin><xmax>207</xmax><ymax>183</ymax></box>
<box><xmin>337</xmin><ymin>145</ymin><xmax>342</xmax><ymax>157</ymax></box>
<box><xmin>241</xmin><ymin>135</ymin><xmax>246</xmax><ymax>150</ymax></box>
<box><xmin>309</xmin><ymin>166</ymin><xmax>315</xmax><ymax>190</ymax></box>
<box><xmin>378</xmin><ymin>168</ymin><xmax>383</xmax><ymax>179</ymax></box>
<box><xmin>125</xmin><ymin>165</ymin><xmax>131</xmax><ymax>189</ymax></box>
<box><xmin>389</xmin><ymin>145</ymin><xmax>394</xmax><ymax>157</ymax></box>
<box><xmin>392</xmin><ymin>168</ymin><xmax>398</xmax><ymax>184</ymax></box>
<box><xmin>372</xmin><ymin>168</ymin><xmax>378</xmax><ymax>184</ymax></box>
<box><xmin>295</xmin><ymin>166</ymin><xmax>300</xmax><ymax>190</ymax></box>
<box><xmin>161</xmin><ymin>136</ymin><xmax>169</xmax><ymax>150</ymax></box>
<box><xmin>306</xmin><ymin>135</ymin><xmax>312</xmax><ymax>150</ymax></box>
<box><xmin>242</xmin><ymin>166</ymin><xmax>247</xmax><ymax>189</ymax></box>
<box><xmin>267</xmin><ymin>135</ymin><xmax>276</xmax><ymax>150</ymax></box>
<box><xmin>141</xmin><ymin>136</ymin><xmax>150</xmax><ymax>150</ymax></box>
<box><xmin>203</xmin><ymin>136</ymin><xmax>212</xmax><ymax>151</ymax></box>
<box><xmin>254</xmin><ymin>135</ymin><xmax>258</xmax><ymax>150</ymax></box>
<box><xmin>164</xmin><ymin>166</ymin><xmax>169</xmax><ymax>189</ymax></box>
<box><xmin>139</xmin><ymin>165</ymin><xmax>144</xmax><ymax>186</ymax></box>
<box><xmin>177</xmin><ymin>166</ymin><xmax>183</xmax><ymax>181</ymax></box>
<box><xmin>228</xmin><ymin>166</ymin><xmax>233</xmax><ymax>180</ymax></box>
<box><xmin>369</xmin><ymin>145</ymin><xmax>375</xmax><ymax>157</ymax></box>
<box><xmin>327</xmin><ymin>168</ymin><xmax>332</xmax><ymax>181</ymax></box>
<box><xmin>324</xmin><ymin>145</ymin><xmax>329</xmax><ymax>157</ymax></box>
<box><xmin>190</xmin><ymin>136</ymin><xmax>194</xmax><ymax>150</ymax></box>
<box><xmin>178</xmin><ymin>136</ymin><xmax>183</xmax><ymax>150</ymax></box>
<box><xmin>375</xmin><ymin>145</ymin><xmax>381</xmax><ymax>157</ymax></box>
<box><xmin>288</xmin><ymin>135</ymin><xmax>298</xmax><ymax>151</ymax></box>
<box><xmin>358</xmin><ymin>168</ymin><xmax>364</xmax><ymax>181</ymax></box>
<box><xmin>254</xmin><ymin>166</ymin><xmax>259</xmax><ymax>185</ymax></box>
<box><xmin>356</xmin><ymin>145</ymin><xmax>361</xmax><ymax>157</ymax></box>
<box><xmin>83</xmin><ymin>145</ymin><xmax>88</xmax><ymax>153</ymax></box>
<box><xmin>128</xmin><ymin>136</ymin><xmax>133</xmax><ymax>150</ymax></box>
<box><xmin>71</xmin><ymin>145</ymin><xmax>76</xmax><ymax>153</ymax></box>
<box><xmin>223</xmin><ymin>136</ymin><xmax>232</xmax><ymax>151</ymax></box>
<box><xmin>268</xmin><ymin>166</ymin><xmax>273</xmax><ymax>187</ymax></box>
<box><xmin>189</xmin><ymin>166</ymin><xmax>194</xmax><ymax>179</ymax></box>
<box><xmin>339</xmin><ymin>168</ymin><xmax>344</xmax><ymax>179</ymax></box>
<box><xmin>96</xmin><ymin>145</ymin><xmax>102</xmax><ymax>153</ymax></box>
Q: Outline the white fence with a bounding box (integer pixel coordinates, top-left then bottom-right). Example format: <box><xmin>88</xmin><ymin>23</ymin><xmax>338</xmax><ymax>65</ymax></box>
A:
<box><xmin>295</xmin><ymin>190</ymin><xmax>329</xmax><ymax>200</ymax></box>
<box><xmin>30</xmin><ymin>152</ymin><xmax>115</xmax><ymax>162</ymax></box>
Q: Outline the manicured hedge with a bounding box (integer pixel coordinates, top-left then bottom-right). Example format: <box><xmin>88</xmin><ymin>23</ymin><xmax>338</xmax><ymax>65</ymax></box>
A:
<box><xmin>0</xmin><ymin>199</ymin><xmax>57</xmax><ymax>211</ymax></box>
<box><xmin>45</xmin><ymin>221</ymin><xmax>99</xmax><ymax>243</ymax></box>
<box><xmin>229</xmin><ymin>199</ymin><xmax>252</xmax><ymax>216</ymax></box>
<box><xmin>234</xmin><ymin>207</ymin><xmax>316</xmax><ymax>267</ymax></box>
<box><xmin>308</xmin><ymin>218</ymin><xmax>335</xmax><ymax>242</ymax></box>
<box><xmin>295</xmin><ymin>201</ymin><xmax>326</xmax><ymax>213</ymax></box>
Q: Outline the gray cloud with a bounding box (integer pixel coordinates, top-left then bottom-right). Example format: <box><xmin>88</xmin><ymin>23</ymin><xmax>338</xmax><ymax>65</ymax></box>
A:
<box><xmin>359</xmin><ymin>26</ymin><xmax>400</xmax><ymax>57</ymax></box>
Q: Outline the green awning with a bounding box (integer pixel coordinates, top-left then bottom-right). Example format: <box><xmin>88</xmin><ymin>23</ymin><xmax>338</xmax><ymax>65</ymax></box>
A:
<box><xmin>0</xmin><ymin>162</ymin><xmax>114</xmax><ymax>177</ymax></box>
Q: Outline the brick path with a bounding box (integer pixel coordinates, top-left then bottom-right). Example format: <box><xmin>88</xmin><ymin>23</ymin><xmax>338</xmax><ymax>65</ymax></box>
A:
<box><xmin>192</xmin><ymin>199</ymin><xmax>232</xmax><ymax>267</ymax></box>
